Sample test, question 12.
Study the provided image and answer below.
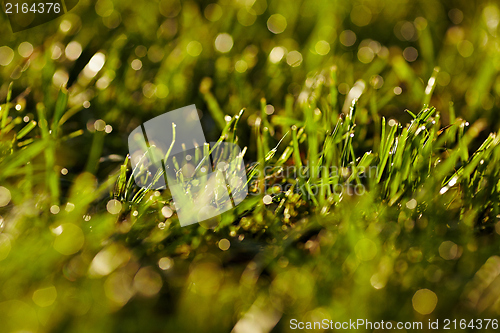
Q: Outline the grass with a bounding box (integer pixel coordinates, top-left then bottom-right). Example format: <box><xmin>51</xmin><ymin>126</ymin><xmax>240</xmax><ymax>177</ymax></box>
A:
<box><xmin>2</xmin><ymin>66</ymin><xmax>500</xmax><ymax>332</ymax></box>
<box><xmin>1</xmin><ymin>0</ymin><xmax>500</xmax><ymax>332</ymax></box>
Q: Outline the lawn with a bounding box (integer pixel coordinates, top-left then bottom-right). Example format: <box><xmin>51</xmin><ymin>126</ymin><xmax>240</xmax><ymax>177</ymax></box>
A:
<box><xmin>1</xmin><ymin>0</ymin><xmax>500</xmax><ymax>332</ymax></box>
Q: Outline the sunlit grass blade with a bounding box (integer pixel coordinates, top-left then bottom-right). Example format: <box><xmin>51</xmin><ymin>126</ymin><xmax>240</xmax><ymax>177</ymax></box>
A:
<box><xmin>16</xmin><ymin>120</ymin><xmax>37</xmax><ymax>140</ymax></box>
<box><xmin>0</xmin><ymin>82</ymin><xmax>13</xmax><ymax>134</ymax></box>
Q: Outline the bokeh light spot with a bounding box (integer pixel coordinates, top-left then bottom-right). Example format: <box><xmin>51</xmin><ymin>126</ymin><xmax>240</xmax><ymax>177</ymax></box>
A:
<box><xmin>265</xmin><ymin>104</ymin><xmax>275</xmax><ymax>115</ymax></box>
<box><xmin>107</xmin><ymin>199</ymin><xmax>122</xmax><ymax>215</ymax></box>
<box><xmin>355</xmin><ymin>239</ymin><xmax>377</xmax><ymax>261</ymax></box>
<box><xmin>90</xmin><ymin>244</ymin><xmax>130</xmax><ymax>276</ymax></box>
<box><xmin>263</xmin><ymin>195</ymin><xmax>272</xmax><ymax>205</ymax></box>
<box><xmin>358</xmin><ymin>46</ymin><xmax>375</xmax><ymax>63</ymax></box>
<box><xmin>370</xmin><ymin>273</ymin><xmax>386</xmax><ymax>289</ymax></box>
<box><xmin>286</xmin><ymin>51</ymin><xmax>303</xmax><ymax>67</ymax></box>
<box><xmin>158</xmin><ymin>257</ymin><xmax>173</xmax><ymax>270</ymax></box>
<box><xmin>370</xmin><ymin>75</ymin><xmax>384</xmax><ymax>89</ymax></box>
<box><xmin>315</xmin><ymin>40</ymin><xmax>330</xmax><ymax>55</ymax></box>
<box><xmin>215</xmin><ymin>33</ymin><xmax>234</xmax><ymax>53</ymax></box>
<box><xmin>437</xmin><ymin>71</ymin><xmax>451</xmax><ymax>86</ymax></box>
<box><xmin>53</xmin><ymin>223</ymin><xmax>84</xmax><ymax>255</ymax></box>
<box><xmin>50</xmin><ymin>205</ymin><xmax>60</xmax><ymax>214</ymax></box>
<box><xmin>65</xmin><ymin>41</ymin><xmax>82</xmax><ymax>61</ymax></box>
<box><xmin>403</xmin><ymin>47</ymin><xmax>418</xmax><ymax>62</ymax></box>
<box><xmin>51</xmin><ymin>43</ymin><xmax>63</xmax><ymax>60</ymax></box>
<box><xmin>156</xmin><ymin>84</ymin><xmax>169</xmax><ymax>98</ymax></box>
<box><xmin>148</xmin><ymin>45</ymin><xmax>165</xmax><ymax>63</ymax></box>
<box><xmin>18</xmin><ymin>42</ymin><xmax>33</xmax><ymax>58</ymax></box>
<box><xmin>406</xmin><ymin>199</ymin><xmax>417</xmax><ymax>209</ymax></box>
<box><xmin>340</xmin><ymin>30</ymin><xmax>356</xmax><ymax>46</ymax></box>
<box><xmin>267</xmin><ymin>14</ymin><xmax>287</xmax><ymax>34</ymax></box>
<box><xmin>104</xmin><ymin>272</ymin><xmax>134</xmax><ymax>306</ymax></box>
<box><xmin>95</xmin><ymin>0</ymin><xmax>114</xmax><ymax>17</ymax></box>
<box><xmin>237</xmin><ymin>7</ymin><xmax>257</xmax><ymax>26</ymax></box>
<box><xmin>439</xmin><ymin>241</ymin><xmax>459</xmax><ymax>260</ymax></box>
<box><xmin>218</xmin><ymin>238</ymin><xmax>230</xmax><ymax>251</ymax></box>
<box><xmin>0</xmin><ymin>234</ymin><xmax>12</xmax><ymax>261</ymax></box>
<box><xmin>60</xmin><ymin>20</ymin><xmax>72</xmax><ymax>32</ymax></box>
<box><xmin>143</xmin><ymin>83</ymin><xmax>157</xmax><ymax>98</ymax></box>
<box><xmin>400</xmin><ymin>21</ymin><xmax>416</xmax><ymax>41</ymax></box>
<box><xmin>204</xmin><ymin>3</ymin><xmax>223</xmax><ymax>22</ymax></box>
<box><xmin>131</xmin><ymin>59</ymin><xmax>142</xmax><ymax>70</ymax></box>
<box><xmin>159</xmin><ymin>0</ymin><xmax>181</xmax><ymax>18</ymax></box>
<box><xmin>0</xmin><ymin>186</ymin><xmax>12</xmax><ymax>207</ymax></box>
<box><xmin>269</xmin><ymin>46</ymin><xmax>285</xmax><ymax>63</ymax></box>
<box><xmin>449</xmin><ymin>9</ymin><xmax>464</xmax><ymax>24</ymax></box>
<box><xmin>53</xmin><ymin>69</ymin><xmax>69</xmax><ymax>87</ymax></box>
<box><xmin>161</xmin><ymin>206</ymin><xmax>173</xmax><ymax>218</ymax></box>
<box><xmin>338</xmin><ymin>83</ymin><xmax>350</xmax><ymax>95</ymax></box>
<box><xmin>458</xmin><ymin>40</ymin><xmax>474</xmax><ymax>57</ymax></box>
<box><xmin>350</xmin><ymin>5</ymin><xmax>372</xmax><ymax>27</ymax></box>
<box><xmin>412</xmin><ymin>289</ymin><xmax>438</xmax><ymax>315</ymax></box>
<box><xmin>0</xmin><ymin>46</ymin><xmax>15</xmax><ymax>66</ymax></box>
<box><xmin>483</xmin><ymin>5</ymin><xmax>500</xmax><ymax>31</ymax></box>
<box><xmin>135</xmin><ymin>45</ymin><xmax>147</xmax><ymax>58</ymax></box>
<box><xmin>133</xmin><ymin>267</ymin><xmax>163</xmax><ymax>297</ymax></box>
<box><xmin>187</xmin><ymin>41</ymin><xmax>203</xmax><ymax>57</ymax></box>
<box><xmin>94</xmin><ymin>119</ymin><xmax>106</xmax><ymax>131</ymax></box>
<box><xmin>32</xmin><ymin>286</ymin><xmax>57</xmax><ymax>307</ymax></box>
<box><xmin>84</xmin><ymin>52</ymin><xmax>106</xmax><ymax>77</ymax></box>
<box><xmin>235</xmin><ymin>60</ymin><xmax>248</xmax><ymax>73</ymax></box>
<box><xmin>414</xmin><ymin>17</ymin><xmax>428</xmax><ymax>30</ymax></box>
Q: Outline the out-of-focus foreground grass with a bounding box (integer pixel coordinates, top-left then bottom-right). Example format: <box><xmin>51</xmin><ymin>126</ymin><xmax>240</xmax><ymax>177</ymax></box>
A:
<box><xmin>1</xmin><ymin>0</ymin><xmax>500</xmax><ymax>332</ymax></box>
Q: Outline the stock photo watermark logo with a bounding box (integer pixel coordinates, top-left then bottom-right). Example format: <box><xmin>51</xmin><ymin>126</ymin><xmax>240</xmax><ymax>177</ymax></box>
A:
<box><xmin>128</xmin><ymin>105</ymin><xmax>248</xmax><ymax>227</ymax></box>
<box><xmin>2</xmin><ymin>0</ymin><xmax>78</xmax><ymax>32</ymax></box>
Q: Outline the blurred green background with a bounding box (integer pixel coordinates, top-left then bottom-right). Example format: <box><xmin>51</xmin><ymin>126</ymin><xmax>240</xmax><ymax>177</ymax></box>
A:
<box><xmin>1</xmin><ymin>0</ymin><xmax>500</xmax><ymax>332</ymax></box>
<box><xmin>1</xmin><ymin>0</ymin><xmax>499</xmax><ymax>157</ymax></box>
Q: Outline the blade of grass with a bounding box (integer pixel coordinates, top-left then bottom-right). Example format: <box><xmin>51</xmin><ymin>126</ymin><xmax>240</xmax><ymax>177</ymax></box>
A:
<box><xmin>0</xmin><ymin>82</ymin><xmax>13</xmax><ymax>134</ymax></box>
